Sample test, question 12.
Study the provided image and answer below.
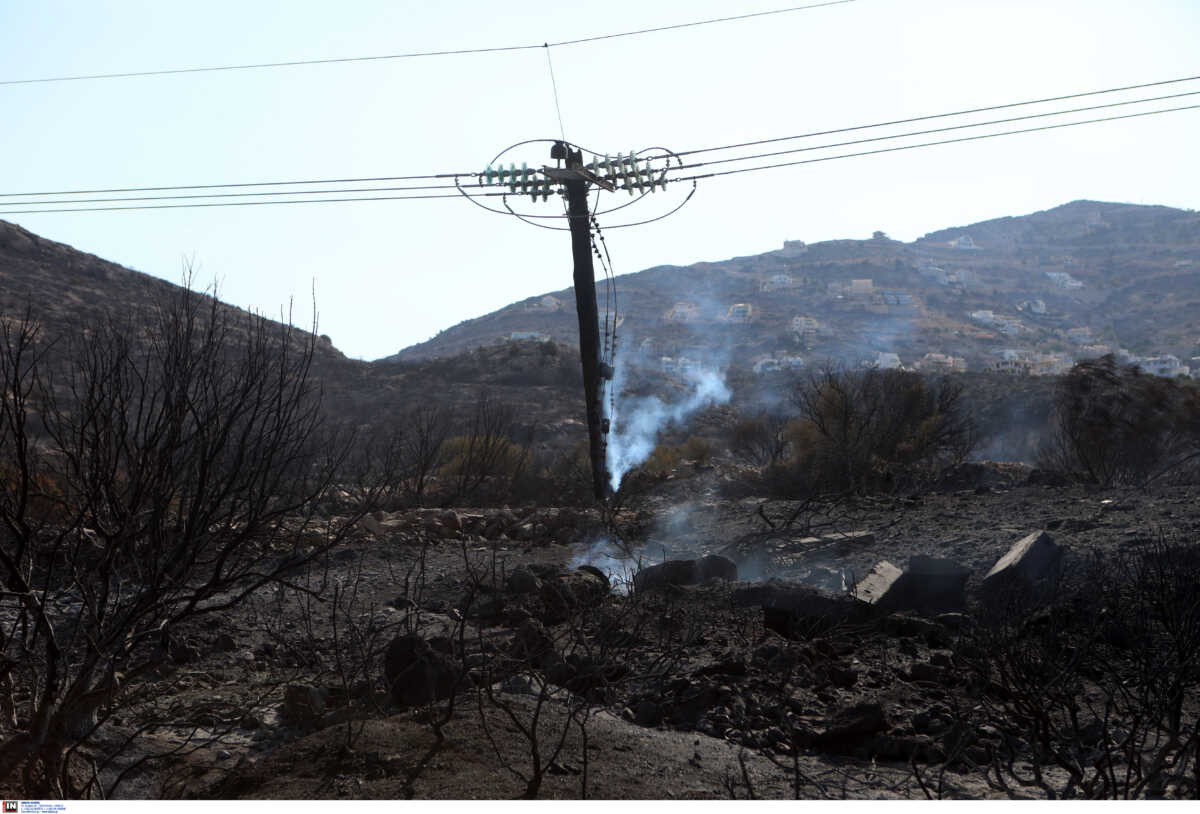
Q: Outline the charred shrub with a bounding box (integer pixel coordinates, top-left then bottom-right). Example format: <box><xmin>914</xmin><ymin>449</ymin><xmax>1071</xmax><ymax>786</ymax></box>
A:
<box><xmin>729</xmin><ymin>412</ymin><xmax>790</xmax><ymax>469</ymax></box>
<box><xmin>0</xmin><ymin>285</ymin><xmax>365</xmax><ymax>796</ymax></box>
<box><xmin>776</xmin><ymin>364</ymin><xmax>974</xmax><ymax>495</ymax></box>
<box><xmin>1038</xmin><ymin>355</ymin><xmax>1200</xmax><ymax>486</ymax></box>
<box><xmin>947</xmin><ymin>536</ymin><xmax>1200</xmax><ymax>798</ymax></box>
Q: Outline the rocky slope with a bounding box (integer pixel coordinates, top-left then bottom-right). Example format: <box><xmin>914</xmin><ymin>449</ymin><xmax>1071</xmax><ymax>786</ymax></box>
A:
<box><xmin>388</xmin><ymin>200</ymin><xmax>1200</xmax><ymax>371</ymax></box>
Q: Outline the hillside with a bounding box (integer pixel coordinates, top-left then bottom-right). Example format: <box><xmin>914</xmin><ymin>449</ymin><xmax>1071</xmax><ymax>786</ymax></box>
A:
<box><xmin>389</xmin><ymin>200</ymin><xmax>1200</xmax><ymax>376</ymax></box>
<box><xmin>0</xmin><ymin>219</ymin><xmax>591</xmax><ymax>448</ymax></box>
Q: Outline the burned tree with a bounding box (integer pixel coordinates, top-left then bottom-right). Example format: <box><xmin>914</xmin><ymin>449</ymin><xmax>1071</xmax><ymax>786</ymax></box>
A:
<box><xmin>0</xmin><ymin>283</ymin><xmax>361</xmax><ymax>796</ymax></box>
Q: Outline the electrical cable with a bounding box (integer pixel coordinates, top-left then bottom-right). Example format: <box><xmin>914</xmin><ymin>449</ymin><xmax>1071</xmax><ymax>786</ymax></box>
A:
<box><xmin>0</xmin><ymin>172</ymin><xmax>472</xmax><ymax>198</ymax></box>
<box><xmin>0</xmin><ymin>190</ymin><xmax>509</xmax><ymax>215</ymax></box>
<box><xmin>668</xmin><ymin>103</ymin><xmax>1200</xmax><ymax>183</ymax></box>
<box><xmin>675</xmin><ymin>89</ymin><xmax>1200</xmax><ymax>171</ymax></box>
<box><xmin>545</xmin><ymin>45</ymin><xmax>567</xmax><ymax>144</ymax></box>
<box><xmin>0</xmin><ymin>1</ymin><xmax>853</xmax><ymax>87</ymax></box>
<box><xmin>0</xmin><ymin>181</ymin><xmax>469</xmax><ymax>208</ymax></box>
<box><xmin>675</xmin><ymin>73</ymin><xmax>1200</xmax><ymax>157</ymax></box>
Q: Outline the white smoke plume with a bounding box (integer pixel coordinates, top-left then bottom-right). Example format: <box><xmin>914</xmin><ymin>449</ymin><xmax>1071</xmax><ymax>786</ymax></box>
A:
<box><xmin>567</xmin><ymin>538</ymin><xmax>641</xmax><ymax>594</ymax></box>
<box><xmin>605</xmin><ymin>357</ymin><xmax>731</xmax><ymax>492</ymax></box>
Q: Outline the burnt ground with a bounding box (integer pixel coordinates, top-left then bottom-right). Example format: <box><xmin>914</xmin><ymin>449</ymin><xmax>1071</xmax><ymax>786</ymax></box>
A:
<box><xmin>26</xmin><ymin>463</ymin><xmax>1200</xmax><ymax>800</ymax></box>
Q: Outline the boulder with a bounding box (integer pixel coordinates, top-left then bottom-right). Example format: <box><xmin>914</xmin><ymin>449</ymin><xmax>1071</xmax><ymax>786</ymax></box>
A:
<box><xmin>854</xmin><ymin>556</ymin><xmax>970</xmax><ymax>615</ymax></box>
<box><xmin>733</xmin><ymin>580</ymin><xmax>868</xmax><ymax>639</ymax></box>
<box><xmin>980</xmin><ymin>530</ymin><xmax>1063</xmax><ymax>605</ymax></box>
<box><xmin>633</xmin><ymin>555</ymin><xmax>737</xmax><ymax>593</ymax></box>
<box><xmin>281</xmin><ymin>684</ymin><xmax>327</xmax><ymax>729</ymax></box>
<box><xmin>383</xmin><ymin>633</ymin><xmax>459</xmax><ymax>707</ymax></box>
<box><xmin>811</xmin><ymin>702</ymin><xmax>888</xmax><ymax>750</ymax></box>
<box><xmin>850</xmin><ymin>560</ymin><xmax>903</xmax><ymax>605</ymax></box>
<box><xmin>505</xmin><ymin>565</ymin><xmax>541</xmax><ymax>594</ymax></box>
<box><xmin>360</xmin><ymin>512</ymin><xmax>406</xmax><ymax>537</ymax></box>
<box><xmin>510</xmin><ymin>619</ymin><xmax>558</xmax><ymax>668</ymax></box>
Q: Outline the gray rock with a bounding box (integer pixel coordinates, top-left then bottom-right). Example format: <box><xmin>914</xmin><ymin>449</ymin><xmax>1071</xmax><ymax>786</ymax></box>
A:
<box><xmin>382</xmin><ymin>634</ymin><xmax>459</xmax><ymax>707</ymax></box>
<box><xmin>281</xmin><ymin>684</ymin><xmax>327</xmax><ymax>729</ymax></box>
<box><xmin>635</xmin><ymin>700</ymin><xmax>663</xmax><ymax>727</ymax></box>
<box><xmin>981</xmin><ymin>530</ymin><xmax>1063</xmax><ymax>605</ymax></box>
<box><xmin>633</xmin><ymin>555</ymin><xmax>737</xmax><ymax>593</ymax></box>
<box><xmin>812</xmin><ymin>702</ymin><xmax>887</xmax><ymax>749</ymax></box>
<box><xmin>854</xmin><ymin>556</ymin><xmax>970</xmax><ymax>615</ymax></box>
<box><xmin>505</xmin><ymin>566</ymin><xmax>541</xmax><ymax>594</ymax></box>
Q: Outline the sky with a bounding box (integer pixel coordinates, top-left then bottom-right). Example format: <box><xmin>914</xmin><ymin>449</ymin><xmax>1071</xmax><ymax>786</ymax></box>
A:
<box><xmin>1</xmin><ymin>0</ymin><xmax>1197</xmax><ymax>360</ymax></box>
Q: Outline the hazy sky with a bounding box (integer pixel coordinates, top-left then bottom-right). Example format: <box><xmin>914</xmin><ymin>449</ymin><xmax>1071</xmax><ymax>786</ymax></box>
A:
<box><xmin>2</xmin><ymin>1</ymin><xmax>1197</xmax><ymax>360</ymax></box>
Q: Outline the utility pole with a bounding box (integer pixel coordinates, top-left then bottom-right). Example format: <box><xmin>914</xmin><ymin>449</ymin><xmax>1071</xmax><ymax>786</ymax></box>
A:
<box><xmin>480</xmin><ymin>141</ymin><xmax>673</xmax><ymax>504</ymax></box>
<box><xmin>549</xmin><ymin>142</ymin><xmax>610</xmax><ymax>501</ymax></box>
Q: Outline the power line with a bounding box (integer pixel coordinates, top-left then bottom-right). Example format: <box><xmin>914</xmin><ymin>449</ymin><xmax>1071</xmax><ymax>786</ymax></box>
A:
<box><xmin>0</xmin><ymin>1</ymin><xmax>854</xmax><ymax>87</ymax></box>
<box><xmin>675</xmin><ymin>73</ymin><xmax>1200</xmax><ymax>157</ymax></box>
<box><xmin>548</xmin><ymin>0</ymin><xmax>854</xmax><ymax>47</ymax></box>
<box><xmin>670</xmin><ymin>103</ymin><xmax>1200</xmax><ymax>182</ymax></box>
<box><xmin>5</xmin><ymin>100</ymin><xmax>1195</xmax><ymax>216</ymax></box>
<box><xmin>8</xmin><ymin>74</ymin><xmax>1195</xmax><ymax>202</ymax></box>
<box><xmin>0</xmin><ymin>172</ymin><xmax>470</xmax><ymax>199</ymax></box>
<box><xmin>677</xmin><ymin>89</ymin><xmax>1200</xmax><ymax>171</ymax></box>
<box><xmin>0</xmin><ymin>182</ymin><xmax>468</xmax><ymax>208</ymax></box>
<box><xmin>0</xmin><ymin>190</ymin><xmax>509</xmax><ymax>215</ymax></box>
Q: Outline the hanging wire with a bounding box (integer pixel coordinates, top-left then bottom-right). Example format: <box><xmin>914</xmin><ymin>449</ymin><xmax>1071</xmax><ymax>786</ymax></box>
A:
<box><xmin>544</xmin><ymin>45</ymin><xmax>567</xmax><ymax>143</ymax></box>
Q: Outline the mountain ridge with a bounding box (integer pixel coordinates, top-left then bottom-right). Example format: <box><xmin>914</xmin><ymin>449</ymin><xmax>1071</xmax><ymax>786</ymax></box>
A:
<box><xmin>388</xmin><ymin>199</ymin><xmax>1200</xmax><ymax>372</ymax></box>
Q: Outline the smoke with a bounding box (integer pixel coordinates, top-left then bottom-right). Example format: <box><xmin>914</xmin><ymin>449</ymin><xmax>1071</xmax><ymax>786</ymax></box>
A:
<box><xmin>567</xmin><ymin>537</ymin><xmax>641</xmax><ymax>594</ymax></box>
<box><xmin>604</xmin><ymin>357</ymin><xmax>732</xmax><ymax>492</ymax></box>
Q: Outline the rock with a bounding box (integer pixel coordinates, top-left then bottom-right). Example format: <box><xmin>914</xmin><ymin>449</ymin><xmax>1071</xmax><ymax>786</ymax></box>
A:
<box><xmin>539</xmin><ymin>580</ymin><xmax>572</xmax><ymax>624</ymax></box>
<box><xmin>510</xmin><ymin>619</ymin><xmax>558</xmax><ymax>668</ymax></box>
<box><xmin>559</xmin><ymin>568</ymin><xmax>609</xmax><ymax>604</ymax></box>
<box><xmin>438</xmin><ymin>509</ymin><xmax>462</xmax><ymax>533</ymax></box>
<box><xmin>212</xmin><ymin>633</ymin><xmax>237</xmax><ymax>653</ymax></box>
<box><xmin>466</xmin><ymin>593</ymin><xmax>505</xmax><ymax>620</ymax></box>
<box><xmin>825</xmin><ymin>663</ymin><xmax>858</xmax><ymax>688</ymax></box>
<box><xmin>360</xmin><ymin>512</ymin><xmax>406</xmax><ymax>537</ymax></box>
<box><xmin>1024</xmin><ymin>468</ymin><xmax>1071</xmax><ymax>487</ymax></box>
<box><xmin>912</xmin><ymin>709</ymin><xmax>952</xmax><ymax>736</ymax></box>
<box><xmin>633</xmin><ymin>555</ymin><xmax>737</xmax><ymax>593</ymax></box>
<box><xmin>864</xmin><ymin>734</ymin><xmax>944</xmax><ymax>762</ymax></box>
<box><xmin>169</xmin><ymin>638</ymin><xmax>202</xmax><ymax>665</ymax></box>
<box><xmin>734</xmin><ymin>580</ymin><xmax>869</xmax><ymax>639</ymax></box>
<box><xmin>382</xmin><ymin>634</ymin><xmax>459</xmax><ymax>707</ymax></box>
<box><xmin>908</xmin><ymin>662</ymin><xmax>946</xmax><ymax>684</ymax></box>
<box><xmin>505</xmin><ymin>566</ymin><xmax>541</xmax><ymax>594</ymax></box>
<box><xmin>851</xmin><ymin>560</ymin><xmax>904</xmax><ymax>605</ymax></box>
<box><xmin>854</xmin><ymin>556</ymin><xmax>970</xmax><ymax>615</ymax></box>
<box><xmin>812</xmin><ymin>702</ymin><xmax>888</xmax><ymax>750</ymax></box>
<box><xmin>574</xmin><ymin>564</ymin><xmax>610</xmax><ymax>593</ymax></box>
<box><xmin>980</xmin><ymin>530</ymin><xmax>1063</xmax><ymax>606</ymax></box>
<box><xmin>281</xmin><ymin>684</ymin><xmax>327</xmax><ymax>729</ymax></box>
<box><xmin>635</xmin><ymin>700</ymin><xmax>663</xmax><ymax>727</ymax></box>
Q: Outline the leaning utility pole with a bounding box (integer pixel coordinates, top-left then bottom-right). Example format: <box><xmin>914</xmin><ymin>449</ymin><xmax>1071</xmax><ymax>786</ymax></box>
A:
<box><xmin>477</xmin><ymin>140</ymin><xmax>677</xmax><ymax>504</ymax></box>
<box><xmin>546</xmin><ymin>142</ymin><xmax>611</xmax><ymax>501</ymax></box>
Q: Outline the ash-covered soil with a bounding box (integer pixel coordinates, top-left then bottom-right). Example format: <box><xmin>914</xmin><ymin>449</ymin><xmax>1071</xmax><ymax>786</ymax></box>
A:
<box><xmin>54</xmin><ymin>465</ymin><xmax>1200</xmax><ymax>800</ymax></box>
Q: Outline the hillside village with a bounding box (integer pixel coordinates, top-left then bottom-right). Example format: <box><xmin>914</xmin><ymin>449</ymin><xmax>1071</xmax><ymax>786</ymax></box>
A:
<box><xmin>394</xmin><ymin>200</ymin><xmax>1200</xmax><ymax>381</ymax></box>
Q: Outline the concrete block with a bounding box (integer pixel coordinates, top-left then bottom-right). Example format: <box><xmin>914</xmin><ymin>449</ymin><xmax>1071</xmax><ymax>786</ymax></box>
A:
<box><xmin>854</xmin><ymin>557</ymin><xmax>970</xmax><ymax>614</ymax></box>
<box><xmin>981</xmin><ymin>530</ymin><xmax>1063</xmax><ymax>602</ymax></box>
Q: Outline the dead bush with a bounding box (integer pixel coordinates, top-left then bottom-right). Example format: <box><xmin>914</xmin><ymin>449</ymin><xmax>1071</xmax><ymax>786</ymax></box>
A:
<box><xmin>729</xmin><ymin>413</ymin><xmax>790</xmax><ymax>469</ymax></box>
<box><xmin>0</xmin><ymin>283</ymin><xmax>369</xmax><ymax>797</ymax></box>
<box><xmin>944</xmin><ymin>536</ymin><xmax>1200</xmax><ymax>799</ymax></box>
<box><xmin>1038</xmin><ymin>355</ymin><xmax>1200</xmax><ymax>486</ymax></box>
<box><xmin>782</xmin><ymin>364</ymin><xmax>975</xmax><ymax>495</ymax></box>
